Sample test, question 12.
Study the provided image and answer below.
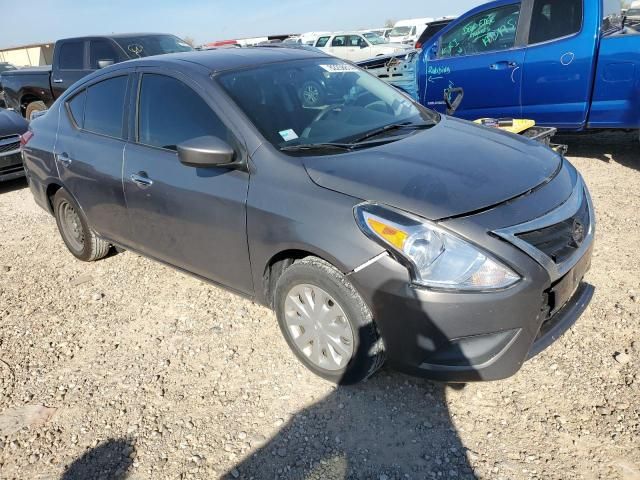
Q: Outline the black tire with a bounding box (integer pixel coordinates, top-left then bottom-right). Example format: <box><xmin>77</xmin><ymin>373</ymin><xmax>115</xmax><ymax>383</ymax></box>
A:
<box><xmin>25</xmin><ymin>101</ymin><xmax>46</xmax><ymax>121</ymax></box>
<box><xmin>274</xmin><ymin>256</ymin><xmax>385</xmax><ymax>385</ymax></box>
<box><xmin>53</xmin><ymin>189</ymin><xmax>110</xmax><ymax>262</ymax></box>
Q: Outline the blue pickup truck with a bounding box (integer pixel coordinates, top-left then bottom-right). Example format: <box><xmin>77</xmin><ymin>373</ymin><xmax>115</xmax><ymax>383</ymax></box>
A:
<box><xmin>415</xmin><ymin>0</ymin><xmax>639</xmax><ymax>131</ymax></box>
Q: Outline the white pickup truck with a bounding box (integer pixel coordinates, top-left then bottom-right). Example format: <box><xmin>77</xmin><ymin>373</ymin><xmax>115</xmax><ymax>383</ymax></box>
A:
<box><xmin>314</xmin><ymin>32</ymin><xmax>411</xmax><ymax>62</ymax></box>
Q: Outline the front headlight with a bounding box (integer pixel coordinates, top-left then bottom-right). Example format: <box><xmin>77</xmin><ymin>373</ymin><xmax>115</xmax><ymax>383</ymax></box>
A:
<box><xmin>355</xmin><ymin>203</ymin><xmax>520</xmax><ymax>291</ymax></box>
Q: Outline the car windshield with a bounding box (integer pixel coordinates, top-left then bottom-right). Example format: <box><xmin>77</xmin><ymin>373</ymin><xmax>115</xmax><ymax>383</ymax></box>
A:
<box><xmin>114</xmin><ymin>35</ymin><xmax>193</xmax><ymax>58</ymax></box>
<box><xmin>217</xmin><ymin>58</ymin><xmax>438</xmax><ymax>152</ymax></box>
<box><xmin>363</xmin><ymin>33</ymin><xmax>386</xmax><ymax>44</ymax></box>
<box><xmin>628</xmin><ymin>8</ymin><xmax>640</xmax><ymax>15</ymax></box>
<box><xmin>389</xmin><ymin>26</ymin><xmax>412</xmax><ymax>36</ymax></box>
<box><xmin>0</xmin><ymin>63</ymin><xmax>17</xmax><ymax>73</ymax></box>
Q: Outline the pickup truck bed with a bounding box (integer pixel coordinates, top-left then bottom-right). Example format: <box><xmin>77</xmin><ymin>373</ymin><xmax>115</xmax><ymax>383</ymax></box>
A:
<box><xmin>0</xmin><ymin>66</ymin><xmax>53</xmax><ymax>119</ymax></box>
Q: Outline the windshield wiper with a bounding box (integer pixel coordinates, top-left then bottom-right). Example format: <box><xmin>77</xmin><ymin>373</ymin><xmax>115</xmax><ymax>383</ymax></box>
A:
<box><xmin>352</xmin><ymin>121</ymin><xmax>435</xmax><ymax>143</ymax></box>
<box><xmin>280</xmin><ymin>143</ymin><xmax>357</xmax><ymax>153</ymax></box>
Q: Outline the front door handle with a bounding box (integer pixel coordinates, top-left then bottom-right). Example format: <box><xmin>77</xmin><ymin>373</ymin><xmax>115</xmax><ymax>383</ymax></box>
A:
<box><xmin>56</xmin><ymin>152</ymin><xmax>72</xmax><ymax>167</ymax></box>
<box><xmin>490</xmin><ymin>61</ymin><xmax>518</xmax><ymax>70</ymax></box>
<box><xmin>130</xmin><ymin>172</ymin><xmax>153</xmax><ymax>188</ymax></box>
<box><xmin>52</xmin><ymin>78</ymin><xmax>64</xmax><ymax>84</ymax></box>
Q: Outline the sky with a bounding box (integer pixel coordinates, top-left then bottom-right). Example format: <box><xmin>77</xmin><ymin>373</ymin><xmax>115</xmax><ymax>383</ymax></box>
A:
<box><xmin>0</xmin><ymin>0</ymin><xmax>490</xmax><ymax>49</ymax></box>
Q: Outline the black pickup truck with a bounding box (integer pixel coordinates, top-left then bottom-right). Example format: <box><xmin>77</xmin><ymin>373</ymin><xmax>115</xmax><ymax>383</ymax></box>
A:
<box><xmin>0</xmin><ymin>33</ymin><xmax>193</xmax><ymax>119</ymax></box>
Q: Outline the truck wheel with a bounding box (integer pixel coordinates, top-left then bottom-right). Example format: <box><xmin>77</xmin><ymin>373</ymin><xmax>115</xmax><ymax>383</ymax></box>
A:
<box><xmin>274</xmin><ymin>256</ymin><xmax>385</xmax><ymax>385</ymax></box>
<box><xmin>53</xmin><ymin>189</ymin><xmax>110</xmax><ymax>262</ymax></box>
<box><xmin>25</xmin><ymin>101</ymin><xmax>46</xmax><ymax>121</ymax></box>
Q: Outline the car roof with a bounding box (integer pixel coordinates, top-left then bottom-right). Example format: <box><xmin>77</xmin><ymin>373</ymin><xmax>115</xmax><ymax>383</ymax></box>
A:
<box><xmin>327</xmin><ymin>32</ymin><xmax>367</xmax><ymax>36</ymax></box>
<box><xmin>117</xmin><ymin>47</ymin><xmax>331</xmax><ymax>73</ymax></box>
<box><xmin>393</xmin><ymin>18</ymin><xmax>433</xmax><ymax>26</ymax></box>
<box><xmin>57</xmin><ymin>33</ymin><xmax>180</xmax><ymax>42</ymax></box>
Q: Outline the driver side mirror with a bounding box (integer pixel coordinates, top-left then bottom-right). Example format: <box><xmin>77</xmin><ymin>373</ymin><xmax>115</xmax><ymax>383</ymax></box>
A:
<box><xmin>177</xmin><ymin>136</ymin><xmax>239</xmax><ymax>168</ymax></box>
<box><xmin>360</xmin><ymin>42</ymin><xmax>368</xmax><ymax>49</ymax></box>
<box><xmin>97</xmin><ymin>59</ymin><xmax>115</xmax><ymax>69</ymax></box>
<box><xmin>429</xmin><ymin>44</ymin><xmax>438</xmax><ymax>59</ymax></box>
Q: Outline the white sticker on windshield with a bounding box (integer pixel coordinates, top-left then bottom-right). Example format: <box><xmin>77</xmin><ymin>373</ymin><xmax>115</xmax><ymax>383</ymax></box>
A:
<box><xmin>279</xmin><ymin>129</ymin><xmax>299</xmax><ymax>142</ymax></box>
<box><xmin>320</xmin><ymin>64</ymin><xmax>359</xmax><ymax>73</ymax></box>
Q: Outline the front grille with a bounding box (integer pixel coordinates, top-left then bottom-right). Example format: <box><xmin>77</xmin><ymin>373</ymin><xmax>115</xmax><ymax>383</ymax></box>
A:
<box><xmin>0</xmin><ymin>151</ymin><xmax>23</xmax><ymax>172</ymax></box>
<box><xmin>0</xmin><ymin>135</ymin><xmax>20</xmax><ymax>154</ymax></box>
<box><xmin>515</xmin><ymin>192</ymin><xmax>590</xmax><ymax>264</ymax></box>
<box><xmin>0</xmin><ymin>163</ymin><xmax>24</xmax><ymax>175</ymax></box>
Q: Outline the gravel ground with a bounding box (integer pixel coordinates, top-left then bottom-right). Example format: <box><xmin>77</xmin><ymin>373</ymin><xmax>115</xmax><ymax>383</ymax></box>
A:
<box><xmin>0</xmin><ymin>131</ymin><xmax>638</xmax><ymax>480</ymax></box>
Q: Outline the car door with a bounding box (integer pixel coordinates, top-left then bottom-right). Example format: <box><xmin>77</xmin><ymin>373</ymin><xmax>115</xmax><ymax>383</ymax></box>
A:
<box><xmin>351</xmin><ymin>35</ymin><xmax>373</xmax><ymax>61</ymax></box>
<box><xmin>55</xmin><ymin>74</ymin><xmax>131</xmax><ymax>244</ymax></box>
<box><xmin>329</xmin><ymin>35</ymin><xmax>354</xmax><ymax>60</ymax></box>
<box><xmin>520</xmin><ymin>0</ymin><xmax>595</xmax><ymax>128</ymax></box>
<box><xmin>123</xmin><ymin>70</ymin><xmax>253</xmax><ymax>295</ymax></box>
<box><xmin>422</xmin><ymin>3</ymin><xmax>526</xmax><ymax>119</ymax></box>
<box><xmin>51</xmin><ymin>40</ymin><xmax>89</xmax><ymax>99</ymax></box>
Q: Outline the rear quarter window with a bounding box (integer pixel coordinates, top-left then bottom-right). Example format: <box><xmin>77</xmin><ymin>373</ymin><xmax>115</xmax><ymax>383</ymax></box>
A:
<box><xmin>66</xmin><ymin>90</ymin><xmax>86</xmax><ymax>128</ymax></box>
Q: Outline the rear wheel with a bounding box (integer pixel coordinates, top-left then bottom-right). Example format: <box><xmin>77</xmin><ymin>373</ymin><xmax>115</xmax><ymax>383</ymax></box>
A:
<box><xmin>25</xmin><ymin>101</ymin><xmax>46</xmax><ymax>121</ymax></box>
<box><xmin>274</xmin><ymin>257</ymin><xmax>385</xmax><ymax>385</ymax></box>
<box><xmin>53</xmin><ymin>189</ymin><xmax>110</xmax><ymax>262</ymax></box>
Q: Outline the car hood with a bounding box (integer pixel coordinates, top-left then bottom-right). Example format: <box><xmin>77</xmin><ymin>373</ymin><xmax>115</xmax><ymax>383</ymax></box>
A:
<box><xmin>0</xmin><ymin>108</ymin><xmax>28</xmax><ymax>137</ymax></box>
<box><xmin>302</xmin><ymin>116</ymin><xmax>562</xmax><ymax>220</ymax></box>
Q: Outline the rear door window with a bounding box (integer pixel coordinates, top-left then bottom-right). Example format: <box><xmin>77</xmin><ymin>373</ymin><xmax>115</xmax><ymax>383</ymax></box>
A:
<box><xmin>58</xmin><ymin>41</ymin><xmax>85</xmax><ymax>70</ymax></box>
<box><xmin>84</xmin><ymin>76</ymin><xmax>128</xmax><ymax>138</ymax></box>
<box><xmin>137</xmin><ymin>74</ymin><xmax>233</xmax><ymax>151</ymax></box>
<box><xmin>439</xmin><ymin>5</ymin><xmax>520</xmax><ymax>58</ymax></box>
<box><xmin>528</xmin><ymin>0</ymin><xmax>583</xmax><ymax>44</ymax></box>
<box><xmin>67</xmin><ymin>90</ymin><xmax>86</xmax><ymax>128</ymax></box>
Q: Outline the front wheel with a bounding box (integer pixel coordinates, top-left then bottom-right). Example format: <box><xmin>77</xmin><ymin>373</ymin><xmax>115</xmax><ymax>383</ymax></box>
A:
<box><xmin>53</xmin><ymin>189</ymin><xmax>110</xmax><ymax>262</ymax></box>
<box><xmin>274</xmin><ymin>257</ymin><xmax>385</xmax><ymax>385</ymax></box>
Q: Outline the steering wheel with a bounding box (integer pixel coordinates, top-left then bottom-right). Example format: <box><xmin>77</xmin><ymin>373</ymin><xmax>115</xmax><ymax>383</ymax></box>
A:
<box><xmin>301</xmin><ymin>104</ymin><xmax>345</xmax><ymax>138</ymax></box>
<box><xmin>364</xmin><ymin>100</ymin><xmax>393</xmax><ymax>115</ymax></box>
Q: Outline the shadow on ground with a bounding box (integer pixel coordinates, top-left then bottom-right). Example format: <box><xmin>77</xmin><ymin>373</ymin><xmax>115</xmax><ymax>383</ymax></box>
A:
<box><xmin>224</xmin><ymin>375</ymin><xmax>474</xmax><ymax>480</ymax></box>
<box><xmin>224</xmin><ymin>278</ymin><xmax>476</xmax><ymax>479</ymax></box>
<box><xmin>0</xmin><ymin>177</ymin><xmax>27</xmax><ymax>195</ymax></box>
<box><xmin>61</xmin><ymin>438</ymin><xmax>134</xmax><ymax>480</ymax></box>
<box><xmin>558</xmin><ymin>130</ymin><xmax>639</xmax><ymax>171</ymax></box>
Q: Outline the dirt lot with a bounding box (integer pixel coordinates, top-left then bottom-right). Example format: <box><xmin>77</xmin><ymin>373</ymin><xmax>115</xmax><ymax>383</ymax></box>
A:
<box><xmin>0</xmin><ymin>132</ymin><xmax>638</xmax><ymax>480</ymax></box>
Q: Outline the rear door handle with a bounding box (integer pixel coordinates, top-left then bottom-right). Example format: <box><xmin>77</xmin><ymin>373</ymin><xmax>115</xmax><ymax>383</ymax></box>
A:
<box><xmin>52</xmin><ymin>78</ymin><xmax>64</xmax><ymax>84</ymax></box>
<box><xmin>130</xmin><ymin>172</ymin><xmax>153</xmax><ymax>188</ymax></box>
<box><xmin>56</xmin><ymin>152</ymin><xmax>72</xmax><ymax>167</ymax></box>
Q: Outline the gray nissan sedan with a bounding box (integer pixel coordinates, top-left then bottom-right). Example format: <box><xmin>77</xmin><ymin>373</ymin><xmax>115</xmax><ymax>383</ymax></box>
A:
<box><xmin>21</xmin><ymin>48</ymin><xmax>594</xmax><ymax>385</ymax></box>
